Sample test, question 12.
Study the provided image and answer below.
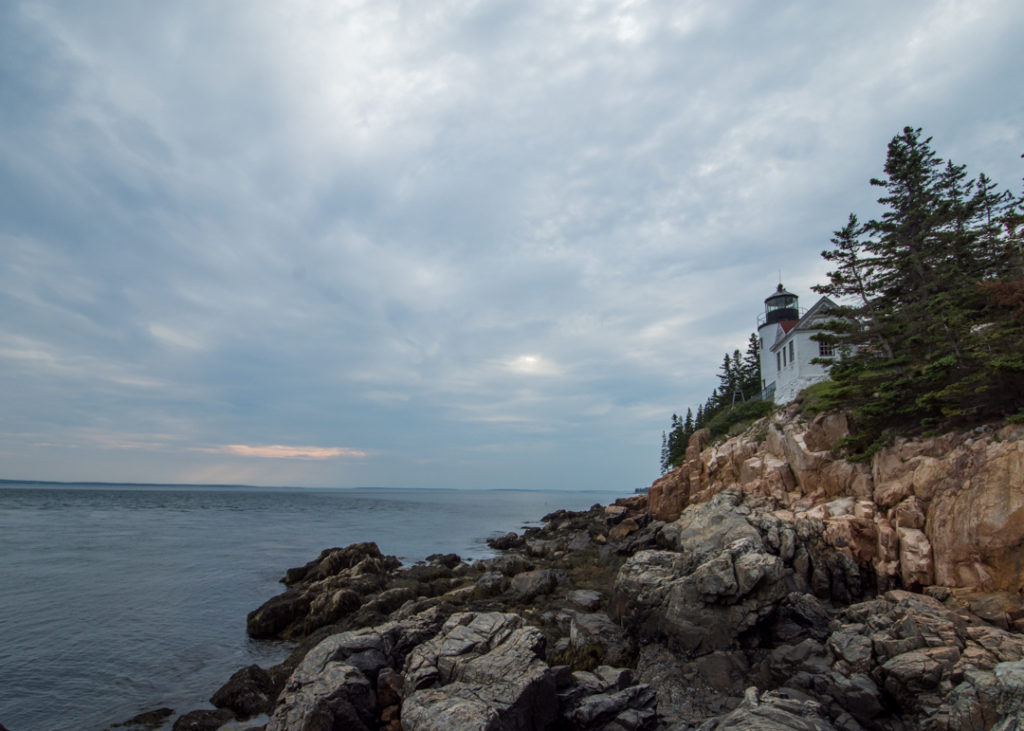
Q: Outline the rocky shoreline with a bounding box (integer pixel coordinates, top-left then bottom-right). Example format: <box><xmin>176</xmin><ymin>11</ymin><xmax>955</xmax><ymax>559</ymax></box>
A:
<box><xmin>113</xmin><ymin>409</ymin><xmax>1024</xmax><ymax>730</ymax></box>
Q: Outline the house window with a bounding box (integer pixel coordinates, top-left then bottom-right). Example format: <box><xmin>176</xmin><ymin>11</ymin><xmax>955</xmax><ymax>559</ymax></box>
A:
<box><xmin>788</xmin><ymin>341</ymin><xmax>795</xmax><ymax>364</ymax></box>
<box><xmin>777</xmin><ymin>352</ymin><xmax>781</xmax><ymax>371</ymax></box>
<box><xmin>818</xmin><ymin>341</ymin><xmax>834</xmax><ymax>357</ymax></box>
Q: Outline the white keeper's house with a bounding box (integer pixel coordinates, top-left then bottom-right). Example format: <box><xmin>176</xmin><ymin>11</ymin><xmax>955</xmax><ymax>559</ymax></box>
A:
<box><xmin>757</xmin><ymin>284</ymin><xmax>840</xmax><ymax>404</ymax></box>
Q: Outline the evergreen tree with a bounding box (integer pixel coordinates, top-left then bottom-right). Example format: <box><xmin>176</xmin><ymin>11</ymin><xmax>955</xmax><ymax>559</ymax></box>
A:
<box><xmin>717</xmin><ymin>354</ymin><xmax>736</xmax><ymax>405</ymax></box>
<box><xmin>814</xmin><ymin>126</ymin><xmax>1024</xmax><ymax>448</ymax></box>
<box><xmin>813</xmin><ymin>213</ymin><xmax>893</xmax><ymax>360</ymax></box>
<box><xmin>743</xmin><ymin>333</ymin><xmax>762</xmax><ymax>393</ymax></box>
<box><xmin>660</xmin><ymin>336</ymin><xmax>769</xmax><ymax>471</ymax></box>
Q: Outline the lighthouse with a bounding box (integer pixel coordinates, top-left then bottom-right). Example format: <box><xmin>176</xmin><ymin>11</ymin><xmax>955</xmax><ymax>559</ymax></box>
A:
<box><xmin>756</xmin><ymin>284</ymin><xmax>841</xmax><ymax>404</ymax></box>
<box><xmin>761</xmin><ymin>284</ymin><xmax>799</xmax><ymax>326</ymax></box>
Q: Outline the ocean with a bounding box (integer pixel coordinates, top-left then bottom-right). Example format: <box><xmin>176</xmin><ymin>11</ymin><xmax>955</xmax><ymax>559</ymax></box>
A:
<box><xmin>0</xmin><ymin>482</ymin><xmax>622</xmax><ymax>731</ymax></box>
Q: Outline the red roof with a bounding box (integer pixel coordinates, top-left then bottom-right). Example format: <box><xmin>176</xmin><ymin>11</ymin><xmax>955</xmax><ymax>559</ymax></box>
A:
<box><xmin>780</xmin><ymin>320</ymin><xmax>797</xmax><ymax>333</ymax></box>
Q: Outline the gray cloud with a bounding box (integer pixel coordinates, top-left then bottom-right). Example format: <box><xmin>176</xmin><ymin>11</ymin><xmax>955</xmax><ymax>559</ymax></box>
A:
<box><xmin>2</xmin><ymin>0</ymin><xmax>1022</xmax><ymax>488</ymax></box>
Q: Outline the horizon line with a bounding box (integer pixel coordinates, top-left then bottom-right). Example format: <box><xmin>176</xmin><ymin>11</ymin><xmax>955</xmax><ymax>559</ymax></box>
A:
<box><xmin>0</xmin><ymin>478</ymin><xmax>625</xmax><ymax>493</ymax></box>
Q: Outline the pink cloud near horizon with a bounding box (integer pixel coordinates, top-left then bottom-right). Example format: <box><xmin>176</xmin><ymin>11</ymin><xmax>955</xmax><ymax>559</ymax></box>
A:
<box><xmin>198</xmin><ymin>444</ymin><xmax>369</xmax><ymax>460</ymax></box>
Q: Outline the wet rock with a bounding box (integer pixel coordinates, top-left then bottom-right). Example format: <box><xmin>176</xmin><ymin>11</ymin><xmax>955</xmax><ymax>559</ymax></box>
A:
<box><xmin>282</xmin><ymin>542</ymin><xmax>390</xmax><ymax>586</ymax></box>
<box><xmin>247</xmin><ymin>543</ymin><xmax>403</xmax><ymax>640</ymax></box>
<box><xmin>425</xmin><ymin>553</ymin><xmax>462</xmax><ymax>569</ymax></box>
<box><xmin>109</xmin><ymin>707</ymin><xmax>174</xmax><ymax>729</ymax></box>
<box><xmin>245</xmin><ymin>589</ymin><xmax>313</xmax><ymax>639</ymax></box>
<box><xmin>209</xmin><ymin>664</ymin><xmax>275</xmax><ymax>718</ymax></box>
<box><xmin>487</xmin><ymin>532</ymin><xmax>524</xmax><ymax>550</ymax></box>
<box><xmin>170</xmin><ymin>708</ymin><xmax>234</xmax><ymax>731</ymax></box>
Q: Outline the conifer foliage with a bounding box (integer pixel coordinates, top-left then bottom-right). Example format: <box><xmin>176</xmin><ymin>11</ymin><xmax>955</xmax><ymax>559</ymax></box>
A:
<box><xmin>660</xmin><ymin>335</ymin><xmax>763</xmax><ymax>472</ymax></box>
<box><xmin>813</xmin><ymin>127</ymin><xmax>1024</xmax><ymax>452</ymax></box>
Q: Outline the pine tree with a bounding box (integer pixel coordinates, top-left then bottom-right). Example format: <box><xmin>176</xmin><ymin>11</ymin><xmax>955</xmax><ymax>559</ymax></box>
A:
<box><xmin>814</xmin><ymin>126</ymin><xmax>1024</xmax><ymax>446</ymax></box>
<box><xmin>813</xmin><ymin>214</ymin><xmax>894</xmax><ymax>360</ymax></box>
<box><xmin>743</xmin><ymin>333</ymin><xmax>762</xmax><ymax>394</ymax></box>
<box><xmin>717</xmin><ymin>354</ymin><xmax>736</xmax><ymax>405</ymax></box>
<box><xmin>659</xmin><ymin>335</ymin><xmax>768</xmax><ymax>471</ymax></box>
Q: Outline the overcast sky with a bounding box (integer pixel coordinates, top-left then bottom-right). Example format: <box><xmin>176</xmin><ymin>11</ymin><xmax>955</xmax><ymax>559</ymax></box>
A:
<box><xmin>2</xmin><ymin>1</ymin><xmax>1022</xmax><ymax>491</ymax></box>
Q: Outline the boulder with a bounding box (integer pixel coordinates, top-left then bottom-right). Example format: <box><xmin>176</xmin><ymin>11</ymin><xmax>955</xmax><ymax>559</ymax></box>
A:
<box><xmin>481</xmin><ymin>553</ymin><xmax>534</xmax><ymax>578</ymax></box>
<box><xmin>567</xmin><ymin>611</ymin><xmax>633</xmax><ymax>667</ymax></box>
<box><xmin>609</xmin><ymin>517</ymin><xmax>640</xmax><ymax>541</ymax></box>
<box><xmin>473</xmin><ymin>571</ymin><xmax>507</xmax><ymax>599</ymax></box>
<box><xmin>246</xmin><ymin>589</ymin><xmax>313</xmax><ymax>639</ymax></box>
<box><xmin>658</xmin><ymin>487</ymin><xmax>762</xmax><ymax>558</ymax></box>
<box><xmin>510</xmin><ymin>569</ymin><xmax>561</xmax><ymax>601</ymax></box>
<box><xmin>266</xmin><ymin>662</ymin><xmax>376</xmax><ymax>731</ymax></box>
<box><xmin>705</xmin><ymin>687</ymin><xmax>838</xmax><ymax>730</ymax></box>
<box><xmin>567</xmin><ymin>684</ymin><xmax>657</xmax><ymax>730</ymax></box>
<box><xmin>266</xmin><ymin>610</ymin><xmax>442</xmax><ymax>731</ymax></box>
<box><xmin>209</xmin><ymin>664</ymin><xmax>275</xmax><ymax>719</ymax></box>
<box><xmin>401</xmin><ymin>612</ymin><xmax>557</xmax><ymax>731</ymax></box>
<box><xmin>247</xmin><ymin>542</ymin><xmax>403</xmax><ymax>640</ymax></box>
<box><xmin>567</xmin><ymin>589</ymin><xmax>603</xmax><ymax>611</ymax></box>
<box><xmin>487</xmin><ymin>532</ymin><xmax>523</xmax><ymax>550</ymax></box>
<box><xmin>614</xmin><ymin>540</ymin><xmax>786</xmax><ymax>656</ymax></box>
<box><xmin>283</xmin><ymin>543</ymin><xmax>389</xmax><ymax>586</ymax></box>
<box><xmin>613</xmin><ymin>488</ymin><xmax>875</xmax><ymax>656</ymax></box>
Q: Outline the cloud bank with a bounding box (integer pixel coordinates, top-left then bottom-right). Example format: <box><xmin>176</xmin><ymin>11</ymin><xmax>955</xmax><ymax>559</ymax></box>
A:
<box><xmin>1</xmin><ymin>1</ymin><xmax>1021</xmax><ymax>488</ymax></box>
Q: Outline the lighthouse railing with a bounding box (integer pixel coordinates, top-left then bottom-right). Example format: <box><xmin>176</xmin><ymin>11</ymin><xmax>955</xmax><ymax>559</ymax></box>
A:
<box><xmin>757</xmin><ymin>307</ymin><xmax>807</xmax><ymax>327</ymax></box>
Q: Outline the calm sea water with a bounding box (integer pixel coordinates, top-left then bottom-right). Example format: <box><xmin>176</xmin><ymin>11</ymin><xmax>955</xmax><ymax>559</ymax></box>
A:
<box><xmin>0</xmin><ymin>483</ymin><xmax>621</xmax><ymax>731</ymax></box>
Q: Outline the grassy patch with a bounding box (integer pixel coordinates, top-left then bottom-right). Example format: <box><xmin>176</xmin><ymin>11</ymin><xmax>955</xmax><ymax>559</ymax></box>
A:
<box><xmin>705</xmin><ymin>400</ymin><xmax>775</xmax><ymax>440</ymax></box>
<box><xmin>795</xmin><ymin>379</ymin><xmax>845</xmax><ymax>416</ymax></box>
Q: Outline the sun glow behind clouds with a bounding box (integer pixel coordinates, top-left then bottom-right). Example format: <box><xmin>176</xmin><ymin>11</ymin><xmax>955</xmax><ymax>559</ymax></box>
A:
<box><xmin>201</xmin><ymin>444</ymin><xmax>368</xmax><ymax>460</ymax></box>
<box><xmin>506</xmin><ymin>354</ymin><xmax>559</xmax><ymax>376</ymax></box>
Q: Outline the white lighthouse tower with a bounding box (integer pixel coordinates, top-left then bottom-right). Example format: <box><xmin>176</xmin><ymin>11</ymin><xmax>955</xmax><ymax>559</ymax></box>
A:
<box><xmin>756</xmin><ymin>284</ymin><xmax>840</xmax><ymax>404</ymax></box>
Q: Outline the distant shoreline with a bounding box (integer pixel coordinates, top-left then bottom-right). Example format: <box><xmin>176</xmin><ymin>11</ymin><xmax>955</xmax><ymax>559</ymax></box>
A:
<box><xmin>0</xmin><ymin>478</ymin><xmax>623</xmax><ymax>493</ymax></box>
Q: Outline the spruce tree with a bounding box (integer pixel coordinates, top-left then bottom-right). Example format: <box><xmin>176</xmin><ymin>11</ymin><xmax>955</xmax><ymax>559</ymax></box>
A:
<box><xmin>743</xmin><ymin>333</ymin><xmax>762</xmax><ymax>394</ymax></box>
<box><xmin>814</xmin><ymin>126</ymin><xmax>1024</xmax><ymax>447</ymax></box>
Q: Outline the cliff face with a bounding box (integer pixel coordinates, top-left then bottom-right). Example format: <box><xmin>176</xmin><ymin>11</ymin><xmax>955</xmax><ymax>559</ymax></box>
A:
<box><xmin>649</xmin><ymin>408</ymin><xmax>1024</xmax><ymax>598</ymax></box>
